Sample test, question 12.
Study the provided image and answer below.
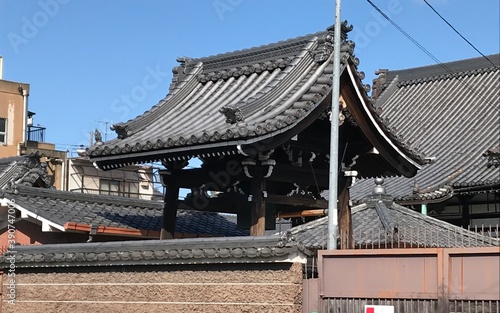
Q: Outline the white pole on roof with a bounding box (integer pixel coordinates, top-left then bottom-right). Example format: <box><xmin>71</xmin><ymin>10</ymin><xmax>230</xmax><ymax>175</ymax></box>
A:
<box><xmin>327</xmin><ymin>0</ymin><xmax>342</xmax><ymax>250</ymax></box>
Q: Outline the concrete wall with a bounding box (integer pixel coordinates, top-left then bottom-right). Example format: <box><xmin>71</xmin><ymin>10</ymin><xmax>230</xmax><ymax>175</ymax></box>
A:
<box><xmin>0</xmin><ymin>80</ymin><xmax>28</xmax><ymax>157</ymax></box>
<box><xmin>1</xmin><ymin>262</ymin><xmax>303</xmax><ymax>313</ymax></box>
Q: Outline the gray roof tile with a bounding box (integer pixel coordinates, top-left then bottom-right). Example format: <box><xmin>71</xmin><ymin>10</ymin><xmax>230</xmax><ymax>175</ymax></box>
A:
<box><xmin>287</xmin><ymin>197</ymin><xmax>499</xmax><ymax>250</ymax></box>
<box><xmin>352</xmin><ymin>54</ymin><xmax>500</xmax><ymax>201</ymax></box>
<box><xmin>0</xmin><ymin>153</ymin><xmax>51</xmax><ymax>189</ymax></box>
<box><xmin>3</xmin><ymin>185</ymin><xmax>248</xmax><ymax>237</ymax></box>
<box><xmin>0</xmin><ymin>235</ymin><xmax>304</xmax><ymax>268</ymax></box>
<box><xmin>87</xmin><ymin>24</ymin><xmax>424</xmax><ymax>171</ymax></box>
<box><xmin>87</xmin><ymin>25</ymin><xmax>350</xmax><ymax>167</ymax></box>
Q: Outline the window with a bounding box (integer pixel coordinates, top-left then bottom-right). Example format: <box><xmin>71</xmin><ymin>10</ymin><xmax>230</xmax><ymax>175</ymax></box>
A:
<box><xmin>123</xmin><ymin>181</ymin><xmax>139</xmax><ymax>198</ymax></box>
<box><xmin>0</xmin><ymin>118</ymin><xmax>6</xmax><ymax>144</ymax></box>
<box><xmin>99</xmin><ymin>179</ymin><xmax>139</xmax><ymax>198</ymax></box>
<box><xmin>99</xmin><ymin>179</ymin><xmax>120</xmax><ymax>196</ymax></box>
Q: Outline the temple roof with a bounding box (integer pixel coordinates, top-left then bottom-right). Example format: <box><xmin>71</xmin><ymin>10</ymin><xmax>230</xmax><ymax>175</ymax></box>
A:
<box><xmin>87</xmin><ymin>24</ymin><xmax>425</xmax><ymax>175</ymax></box>
<box><xmin>0</xmin><ymin>153</ymin><xmax>51</xmax><ymax>189</ymax></box>
<box><xmin>352</xmin><ymin>54</ymin><xmax>500</xmax><ymax>202</ymax></box>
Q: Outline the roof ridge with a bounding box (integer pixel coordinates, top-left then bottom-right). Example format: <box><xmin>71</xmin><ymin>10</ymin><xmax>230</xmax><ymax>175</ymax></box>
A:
<box><xmin>188</xmin><ymin>22</ymin><xmax>353</xmax><ymax>71</ymax></box>
<box><xmin>381</xmin><ymin>54</ymin><xmax>500</xmax><ymax>87</ymax></box>
<box><xmin>193</xmin><ymin>32</ymin><xmax>322</xmax><ymax>73</ymax></box>
<box><xmin>389</xmin><ymin>203</ymin><xmax>495</xmax><ymax>242</ymax></box>
<box><xmin>390</xmin><ymin>54</ymin><xmax>499</xmax><ymax>74</ymax></box>
<box><xmin>396</xmin><ymin>66</ymin><xmax>499</xmax><ymax>87</ymax></box>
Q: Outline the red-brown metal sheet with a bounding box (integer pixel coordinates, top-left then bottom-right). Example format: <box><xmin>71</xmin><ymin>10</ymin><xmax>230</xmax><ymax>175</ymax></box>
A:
<box><xmin>319</xmin><ymin>249</ymin><xmax>439</xmax><ymax>299</ymax></box>
<box><xmin>446</xmin><ymin>247</ymin><xmax>500</xmax><ymax>300</ymax></box>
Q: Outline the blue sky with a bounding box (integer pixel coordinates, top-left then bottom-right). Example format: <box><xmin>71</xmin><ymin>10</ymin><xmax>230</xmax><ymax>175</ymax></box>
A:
<box><xmin>1</xmin><ymin>0</ymin><xmax>499</xmax><ymax>156</ymax></box>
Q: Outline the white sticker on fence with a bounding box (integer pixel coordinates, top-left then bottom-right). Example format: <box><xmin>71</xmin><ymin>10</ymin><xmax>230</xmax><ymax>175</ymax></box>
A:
<box><xmin>364</xmin><ymin>305</ymin><xmax>395</xmax><ymax>313</ymax></box>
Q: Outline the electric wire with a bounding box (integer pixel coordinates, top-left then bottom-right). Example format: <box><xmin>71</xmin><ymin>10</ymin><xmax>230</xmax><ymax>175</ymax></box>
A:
<box><xmin>422</xmin><ymin>0</ymin><xmax>498</xmax><ymax>69</ymax></box>
<box><xmin>365</xmin><ymin>0</ymin><xmax>497</xmax><ymax>106</ymax></box>
<box><xmin>366</xmin><ymin>0</ymin><xmax>443</xmax><ymax>66</ymax></box>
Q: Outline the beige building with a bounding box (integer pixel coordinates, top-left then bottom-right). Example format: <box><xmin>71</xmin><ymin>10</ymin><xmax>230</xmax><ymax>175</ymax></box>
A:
<box><xmin>66</xmin><ymin>152</ymin><xmax>162</xmax><ymax>200</ymax></box>
<box><xmin>0</xmin><ymin>57</ymin><xmax>67</xmax><ymax>189</ymax></box>
<box><xmin>0</xmin><ymin>77</ymin><xmax>28</xmax><ymax>157</ymax></box>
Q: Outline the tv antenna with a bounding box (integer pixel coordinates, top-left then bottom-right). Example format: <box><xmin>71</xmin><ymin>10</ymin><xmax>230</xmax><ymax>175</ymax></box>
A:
<box><xmin>96</xmin><ymin>120</ymin><xmax>111</xmax><ymax>141</ymax></box>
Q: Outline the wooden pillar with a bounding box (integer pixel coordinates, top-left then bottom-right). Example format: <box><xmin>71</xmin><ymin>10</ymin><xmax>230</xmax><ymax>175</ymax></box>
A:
<box><xmin>250</xmin><ymin>167</ymin><xmax>266</xmax><ymax>236</ymax></box>
<box><xmin>338</xmin><ymin>176</ymin><xmax>353</xmax><ymax>249</ymax></box>
<box><xmin>461</xmin><ymin>196</ymin><xmax>470</xmax><ymax>229</ymax></box>
<box><xmin>160</xmin><ymin>182</ymin><xmax>179</xmax><ymax>239</ymax></box>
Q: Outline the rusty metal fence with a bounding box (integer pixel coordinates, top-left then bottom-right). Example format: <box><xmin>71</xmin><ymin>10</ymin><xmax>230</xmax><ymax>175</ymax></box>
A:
<box><xmin>322</xmin><ymin>298</ymin><xmax>499</xmax><ymax>313</ymax></box>
<box><xmin>302</xmin><ymin>226</ymin><xmax>500</xmax><ymax>313</ymax></box>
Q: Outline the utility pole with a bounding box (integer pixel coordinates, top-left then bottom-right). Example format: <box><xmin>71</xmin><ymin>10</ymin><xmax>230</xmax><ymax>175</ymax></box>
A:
<box><xmin>327</xmin><ymin>0</ymin><xmax>342</xmax><ymax>250</ymax></box>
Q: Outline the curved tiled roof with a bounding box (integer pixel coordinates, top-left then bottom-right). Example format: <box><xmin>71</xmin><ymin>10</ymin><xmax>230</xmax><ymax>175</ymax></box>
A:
<box><xmin>0</xmin><ymin>153</ymin><xmax>51</xmax><ymax>189</ymax></box>
<box><xmin>87</xmin><ymin>25</ymin><xmax>350</xmax><ymax>168</ymax></box>
<box><xmin>0</xmin><ymin>235</ymin><xmax>304</xmax><ymax>268</ymax></box>
<box><xmin>1</xmin><ymin>185</ymin><xmax>248</xmax><ymax>237</ymax></box>
<box><xmin>352</xmin><ymin>54</ymin><xmax>500</xmax><ymax>201</ymax></box>
<box><xmin>87</xmin><ymin>23</ymin><xmax>424</xmax><ymax>172</ymax></box>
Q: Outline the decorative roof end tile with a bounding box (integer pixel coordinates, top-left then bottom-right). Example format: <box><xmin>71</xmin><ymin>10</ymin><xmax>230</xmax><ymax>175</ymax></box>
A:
<box><xmin>484</xmin><ymin>147</ymin><xmax>500</xmax><ymax>168</ymax></box>
<box><xmin>220</xmin><ymin>106</ymin><xmax>245</xmax><ymax>124</ymax></box>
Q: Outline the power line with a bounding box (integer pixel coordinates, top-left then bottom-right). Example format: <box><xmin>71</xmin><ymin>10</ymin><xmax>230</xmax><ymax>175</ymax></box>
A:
<box><xmin>53</xmin><ymin>143</ymin><xmax>86</xmax><ymax>147</ymax></box>
<box><xmin>422</xmin><ymin>0</ymin><xmax>498</xmax><ymax>68</ymax></box>
<box><xmin>366</xmin><ymin>0</ymin><xmax>443</xmax><ymax>66</ymax></box>
<box><xmin>365</xmin><ymin>0</ymin><xmax>496</xmax><ymax>106</ymax></box>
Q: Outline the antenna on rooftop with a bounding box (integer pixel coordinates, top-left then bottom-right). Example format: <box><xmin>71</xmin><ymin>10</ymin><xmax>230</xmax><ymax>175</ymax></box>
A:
<box><xmin>89</xmin><ymin>130</ymin><xmax>94</xmax><ymax>147</ymax></box>
<box><xmin>96</xmin><ymin>120</ymin><xmax>111</xmax><ymax>141</ymax></box>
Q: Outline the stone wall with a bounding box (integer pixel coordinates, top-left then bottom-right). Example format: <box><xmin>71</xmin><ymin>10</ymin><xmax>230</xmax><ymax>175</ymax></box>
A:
<box><xmin>2</xmin><ymin>262</ymin><xmax>303</xmax><ymax>313</ymax></box>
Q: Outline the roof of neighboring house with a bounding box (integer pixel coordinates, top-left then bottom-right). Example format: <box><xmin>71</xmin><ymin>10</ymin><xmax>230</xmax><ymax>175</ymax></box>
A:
<box><xmin>351</xmin><ymin>54</ymin><xmax>500</xmax><ymax>202</ymax></box>
<box><xmin>288</xmin><ymin>182</ymin><xmax>500</xmax><ymax>250</ymax></box>
<box><xmin>87</xmin><ymin>23</ymin><xmax>425</xmax><ymax>176</ymax></box>
<box><xmin>0</xmin><ymin>185</ymin><xmax>249</xmax><ymax>238</ymax></box>
<box><xmin>0</xmin><ymin>235</ymin><xmax>306</xmax><ymax>268</ymax></box>
<box><xmin>0</xmin><ymin>154</ymin><xmax>51</xmax><ymax>189</ymax></box>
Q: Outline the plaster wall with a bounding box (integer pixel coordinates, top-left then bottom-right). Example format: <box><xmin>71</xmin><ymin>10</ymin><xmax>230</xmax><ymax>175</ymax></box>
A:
<box><xmin>1</xmin><ymin>262</ymin><xmax>303</xmax><ymax>313</ymax></box>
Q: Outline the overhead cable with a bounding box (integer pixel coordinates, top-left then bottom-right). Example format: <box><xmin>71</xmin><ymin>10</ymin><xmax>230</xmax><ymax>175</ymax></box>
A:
<box><xmin>422</xmin><ymin>0</ymin><xmax>498</xmax><ymax>68</ymax></box>
<box><xmin>365</xmin><ymin>0</ymin><xmax>497</xmax><ymax>106</ymax></box>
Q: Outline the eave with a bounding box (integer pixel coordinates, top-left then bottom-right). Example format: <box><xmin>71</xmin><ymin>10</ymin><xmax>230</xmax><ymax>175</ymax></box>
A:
<box><xmin>343</xmin><ymin>64</ymin><xmax>425</xmax><ymax>178</ymax></box>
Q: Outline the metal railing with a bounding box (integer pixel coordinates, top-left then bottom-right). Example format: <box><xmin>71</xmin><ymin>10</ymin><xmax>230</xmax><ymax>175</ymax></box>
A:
<box><xmin>70</xmin><ymin>187</ymin><xmax>163</xmax><ymax>201</ymax></box>
<box><xmin>27</xmin><ymin>125</ymin><xmax>46</xmax><ymax>142</ymax></box>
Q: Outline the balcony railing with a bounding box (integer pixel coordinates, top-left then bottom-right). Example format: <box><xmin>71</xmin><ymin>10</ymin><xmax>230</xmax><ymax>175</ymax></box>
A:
<box><xmin>27</xmin><ymin>125</ymin><xmax>46</xmax><ymax>142</ymax></box>
<box><xmin>70</xmin><ymin>188</ymin><xmax>163</xmax><ymax>201</ymax></box>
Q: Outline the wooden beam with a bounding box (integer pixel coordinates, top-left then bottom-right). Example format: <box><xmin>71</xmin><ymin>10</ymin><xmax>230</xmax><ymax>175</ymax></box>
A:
<box><xmin>177</xmin><ymin>194</ymin><xmax>247</xmax><ymax>214</ymax></box>
<box><xmin>271</xmin><ymin>164</ymin><xmax>329</xmax><ymax>188</ymax></box>
<box><xmin>250</xmin><ymin>169</ymin><xmax>266</xmax><ymax>236</ymax></box>
<box><xmin>338</xmin><ymin>177</ymin><xmax>353</xmax><ymax>249</ymax></box>
<box><xmin>160</xmin><ymin>162</ymin><xmax>246</xmax><ymax>190</ymax></box>
<box><xmin>160</xmin><ymin>182</ymin><xmax>179</xmax><ymax>239</ymax></box>
<box><xmin>276</xmin><ymin>209</ymin><xmax>327</xmax><ymax>218</ymax></box>
<box><xmin>161</xmin><ymin>161</ymin><xmax>331</xmax><ymax>190</ymax></box>
<box><xmin>266</xmin><ymin>195</ymin><xmax>328</xmax><ymax>209</ymax></box>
